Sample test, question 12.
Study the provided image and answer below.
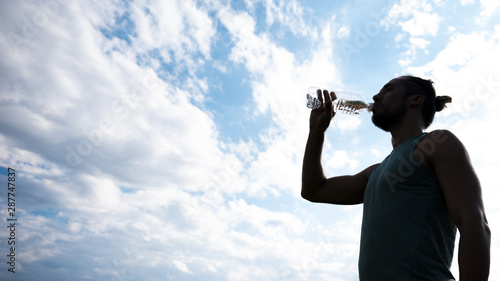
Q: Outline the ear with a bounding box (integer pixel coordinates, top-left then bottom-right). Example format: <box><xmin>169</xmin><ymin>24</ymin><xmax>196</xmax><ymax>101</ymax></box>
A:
<box><xmin>408</xmin><ymin>94</ymin><xmax>425</xmax><ymax>107</ymax></box>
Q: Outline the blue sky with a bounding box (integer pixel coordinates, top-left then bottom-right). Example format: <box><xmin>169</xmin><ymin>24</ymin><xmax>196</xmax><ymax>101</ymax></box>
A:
<box><xmin>1</xmin><ymin>0</ymin><xmax>500</xmax><ymax>280</ymax></box>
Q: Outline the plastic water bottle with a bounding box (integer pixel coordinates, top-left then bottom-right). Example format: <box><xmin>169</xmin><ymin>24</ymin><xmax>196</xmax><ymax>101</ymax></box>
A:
<box><xmin>306</xmin><ymin>87</ymin><xmax>373</xmax><ymax>114</ymax></box>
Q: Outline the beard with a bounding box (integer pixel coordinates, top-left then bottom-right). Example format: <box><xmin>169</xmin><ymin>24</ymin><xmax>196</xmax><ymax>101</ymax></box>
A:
<box><xmin>371</xmin><ymin>103</ymin><xmax>407</xmax><ymax>132</ymax></box>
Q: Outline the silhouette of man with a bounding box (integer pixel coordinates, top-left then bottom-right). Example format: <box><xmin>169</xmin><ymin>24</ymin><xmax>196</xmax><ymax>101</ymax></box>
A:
<box><xmin>301</xmin><ymin>76</ymin><xmax>490</xmax><ymax>280</ymax></box>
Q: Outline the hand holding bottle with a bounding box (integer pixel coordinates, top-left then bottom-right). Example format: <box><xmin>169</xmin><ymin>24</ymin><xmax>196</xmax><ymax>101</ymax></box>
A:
<box><xmin>308</xmin><ymin>88</ymin><xmax>337</xmax><ymax>132</ymax></box>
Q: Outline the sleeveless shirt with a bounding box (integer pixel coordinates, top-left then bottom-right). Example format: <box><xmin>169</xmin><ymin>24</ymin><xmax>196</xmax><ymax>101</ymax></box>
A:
<box><xmin>359</xmin><ymin>133</ymin><xmax>457</xmax><ymax>280</ymax></box>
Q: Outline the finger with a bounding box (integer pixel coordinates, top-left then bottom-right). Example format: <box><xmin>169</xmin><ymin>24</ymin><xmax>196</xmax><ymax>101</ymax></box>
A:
<box><xmin>330</xmin><ymin>91</ymin><xmax>338</xmax><ymax>112</ymax></box>
<box><xmin>324</xmin><ymin>90</ymin><xmax>334</xmax><ymax>113</ymax></box>
<box><xmin>323</xmin><ymin>89</ymin><xmax>331</xmax><ymax>104</ymax></box>
<box><xmin>316</xmin><ymin>88</ymin><xmax>323</xmax><ymax>104</ymax></box>
<box><xmin>330</xmin><ymin>91</ymin><xmax>337</xmax><ymax>101</ymax></box>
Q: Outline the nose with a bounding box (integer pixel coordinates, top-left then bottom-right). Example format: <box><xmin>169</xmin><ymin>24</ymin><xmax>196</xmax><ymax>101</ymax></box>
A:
<box><xmin>372</xmin><ymin>93</ymin><xmax>380</xmax><ymax>103</ymax></box>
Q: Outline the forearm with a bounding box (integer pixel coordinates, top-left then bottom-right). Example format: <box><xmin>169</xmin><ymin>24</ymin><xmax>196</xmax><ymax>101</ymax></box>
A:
<box><xmin>458</xmin><ymin>221</ymin><xmax>491</xmax><ymax>281</ymax></box>
<box><xmin>301</xmin><ymin>129</ymin><xmax>327</xmax><ymax>200</ymax></box>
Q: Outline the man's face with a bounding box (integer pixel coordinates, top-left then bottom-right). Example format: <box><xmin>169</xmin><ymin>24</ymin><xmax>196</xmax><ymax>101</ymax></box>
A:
<box><xmin>371</xmin><ymin>78</ymin><xmax>409</xmax><ymax>132</ymax></box>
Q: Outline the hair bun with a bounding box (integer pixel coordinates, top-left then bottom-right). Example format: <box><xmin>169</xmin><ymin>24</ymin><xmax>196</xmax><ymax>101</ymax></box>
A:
<box><xmin>435</xmin><ymin>95</ymin><xmax>452</xmax><ymax>112</ymax></box>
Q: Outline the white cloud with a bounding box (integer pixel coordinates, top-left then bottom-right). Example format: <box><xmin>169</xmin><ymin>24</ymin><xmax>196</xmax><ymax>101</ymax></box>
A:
<box><xmin>460</xmin><ymin>0</ymin><xmax>475</xmax><ymax>5</ymax></box>
<box><xmin>213</xmin><ymin>1</ymin><xmax>351</xmax><ymax>201</ymax></box>
<box><xmin>409</xmin><ymin>37</ymin><xmax>430</xmax><ymax>50</ymax></box>
<box><xmin>406</xmin><ymin>25</ymin><xmax>500</xmax><ymax>114</ymax></box>
<box><xmin>478</xmin><ymin>0</ymin><xmax>500</xmax><ymax>20</ymax></box>
<box><xmin>262</xmin><ymin>0</ymin><xmax>316</xmax><ymax>37</ymax></box>
<box><xmin>371</xmin><ymin>148</ymin><xmax>382</xmax><ymax>157</ymax></box>
<box><xmin>399</xmin><ymin>10</ymin><xmax>441</xmax><ymax>37</ymax></box>
<box><xmin>394</xmin><ymin>32</ymin><xmax>405</xmax><ymax>42</ymax></box>
<box><xmin>0</xmin><ymin>1</ymin><xmax>348</xmax><ymax>280</ymax></box>
<box><xmin>325</xmin><ymin>150</ymin><xmax>360</xmax><ymax>171</ymax></box>
<box><xmin>337</xmin><ymin>26</ymin><xmax>350</xmax><ymax>38</ymax></box>
<box><xmin>130</xmin><ymin>0</ymin><xmax>216</xmax><ymax>60</ymax></box>
<box><xmin>173</xmin><ymin>260</ymin><xmax>194</xmax><ymax>274</ymax></box>
<box><xmin>331</xmin><ymin>114</ymin><xmax>363</xmax><ymax>133</ymax></box>
<box><xmin>382</xmin><ymin>0</ymin><xmax>442</xmax><ymax>65</ymax></box>
<box><xmin>0</xmin><ymin>0</ymin><xmax>232</xmax><ymax>191</ymax></box>
<box><xmin>0</xmin><ymin>0</ymin><xmax>237</xmax><ymax>277</ymax></box>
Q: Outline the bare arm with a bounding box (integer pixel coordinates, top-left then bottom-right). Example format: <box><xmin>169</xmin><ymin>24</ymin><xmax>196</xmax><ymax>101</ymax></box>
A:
<box><xmin>301</xmin><ymin>89</ymin><xmax>376</xmax><ymax>205</ymax></box>
<box><xmin>427</xmin><ymin>130</ymin><xmax>490</xmax><ymax>281</ymax></box>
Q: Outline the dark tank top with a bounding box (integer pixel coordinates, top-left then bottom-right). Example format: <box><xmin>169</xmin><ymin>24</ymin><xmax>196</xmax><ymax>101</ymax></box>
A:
<box><xmin>359</xmin><ymin>133</ymin><xmax>457</xmax><ymax>280</ymax></box>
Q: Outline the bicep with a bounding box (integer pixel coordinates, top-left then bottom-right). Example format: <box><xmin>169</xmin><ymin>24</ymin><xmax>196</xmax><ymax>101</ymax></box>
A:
<box><xmin>307</xmin><ymin>164</ymin><xmax>378</xmax><ymax>205</ymax></box>
<box><xmin>431</xmin><ymin>131</ymin><xmax>486</xmax><ymax>228</ymax></box>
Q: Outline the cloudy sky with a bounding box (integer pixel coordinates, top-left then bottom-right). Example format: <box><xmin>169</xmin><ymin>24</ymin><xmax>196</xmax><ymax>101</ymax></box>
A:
<box><xmin>1</xmin><ymin>0</ymin><xmax>499</xmax><ymax>280</ymax></box>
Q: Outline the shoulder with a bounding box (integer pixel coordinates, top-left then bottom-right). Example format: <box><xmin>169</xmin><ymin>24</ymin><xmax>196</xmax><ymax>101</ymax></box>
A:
<box><xmin>417</xmin><ymin>130</ymin><xmax>460</xmax><ymax>152</ymax></box>
<box><xmin>414</xmin><ymin>130</ymin><xmax>467</xmax><ymax>171</ymax></box>
<box><xmin>419</xmin><ymin>130</ymin><xmax>469</xmax><ymax>164</ymax></box>
<box><xmin>424</xmin><ymin>129</ymin><xmax>456</xmax><ymax>144</ymax></box>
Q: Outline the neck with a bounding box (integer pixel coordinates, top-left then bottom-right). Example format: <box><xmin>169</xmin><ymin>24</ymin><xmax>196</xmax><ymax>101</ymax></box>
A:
<box><xmin>389</xmin><ymin>114</ymin><xmax>424</xmax><ymax>149</ymax></box>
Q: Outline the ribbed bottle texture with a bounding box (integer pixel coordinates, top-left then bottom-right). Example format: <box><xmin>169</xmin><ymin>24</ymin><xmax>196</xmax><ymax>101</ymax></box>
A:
<box><xmin>306</xmin><ymin>87</ymin><xmax>373</xmax><ymax>114</ymax></box>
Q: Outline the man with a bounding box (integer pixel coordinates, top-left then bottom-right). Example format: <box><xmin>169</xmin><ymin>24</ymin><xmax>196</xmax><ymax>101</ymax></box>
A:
<box><xmin>301</xmin><ymin>76</ymin><xmax>490</xmax><ymax>280</ymax></box>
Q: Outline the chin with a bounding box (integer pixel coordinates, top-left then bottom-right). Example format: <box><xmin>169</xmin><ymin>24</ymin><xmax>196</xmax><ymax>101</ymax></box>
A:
<box><xmin>371</xmin><ymin>115</ymin><xmax>394</xmax><ymax>132</ymax></box>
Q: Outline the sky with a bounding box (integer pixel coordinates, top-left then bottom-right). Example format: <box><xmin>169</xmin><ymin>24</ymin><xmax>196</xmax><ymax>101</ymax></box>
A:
<box><xmin>0</xmin><ymin>0</ymin><xmax>499</xmax><ymax>280</ymax></box>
